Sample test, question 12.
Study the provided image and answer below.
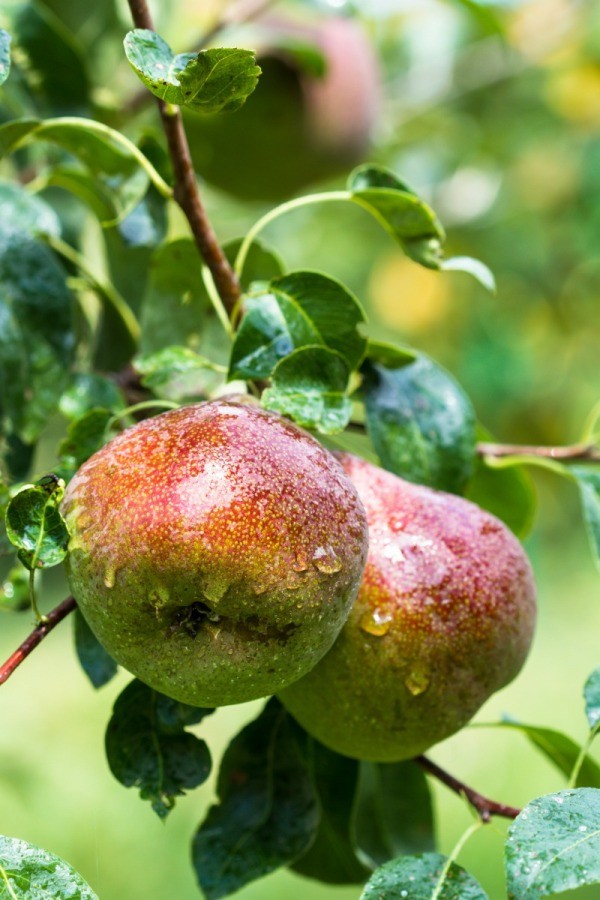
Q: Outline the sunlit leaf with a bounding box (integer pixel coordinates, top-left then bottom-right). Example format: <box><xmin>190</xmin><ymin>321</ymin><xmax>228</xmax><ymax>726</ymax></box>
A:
<box><xmin>584</xmin><ymin>668</ymin><xmax>600</xmax><ymax>731</ymax></box>
<box><xmin>5</xmin><ymin>475</ymin><xmax>69</xmax><ymax>570</ymax></box>
<box><xmin>0</xmin><ymin>29</ymin><xmax>11</xmax><ymax>85</ymax></box>
<box><xmin>572</xmin><ymin>467</ymin><xmax>600</xmax><ymax>570</ymax></box>
<box><xmin>505</xmin><ymin>789</ymin><xmax>600</xmax><ymax>898</ymax></box>
<box><xmin>125</xmin><ymin>30</ymin><xmax>261</xmax><ymax>113</ymax></box>
<box><xmin>360</xmin><ymin>853</ymin><xmax>487</xmax><ymax>899</ymax></box>
<box><xmin>262</xmin><ymin>346</ymin><xmax>352</xmax><ymax>435</ymax></box>
<box><xmin>0</xmin><ymin>835</ymin><xmax>98</xmax><ymax>899</ymax></box>
<box><xmin>0</xmin><ymin>181</ymin><xmax>60</xmax><ymax>238</ymax></box>
<box><xmin>230</xmin><ymin>270</ymin><xmax>366</xmax><ymax>380</ymax></box>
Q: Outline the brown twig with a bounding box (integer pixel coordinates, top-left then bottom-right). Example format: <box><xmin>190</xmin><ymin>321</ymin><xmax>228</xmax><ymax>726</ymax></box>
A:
<box><xmin>0</xmin><ymin>596</ymin><xmax>77</xmax><ymax>686</ymax></box>
<box><xmin>126</xmin><ymin>0</ymin><xmax>241</xmax><ymax>318</ymax></box>
<box><xmin>416</xmin><ymin>755</ymin><xmax>521</xmax><ymax>822</ymax></box>
<box><xmin>478</xmin><ymin>441</ymin><xmax>600</xmax><ymax>463</ymax></box>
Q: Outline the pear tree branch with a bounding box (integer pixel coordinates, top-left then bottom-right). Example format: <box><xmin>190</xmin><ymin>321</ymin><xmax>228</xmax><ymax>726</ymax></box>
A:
<box><xmin>126</xmin><ymin>0</ymin><xmax>241</xmax><ymax>318</ymax></box>
<box><xmin>478</xmin><ymin>441</ymin><xmax>600</xmax><ymax>463</ymax></box>
<box><xmin>416</xmin><ymin>755</ymin><xmax>521</xmax><ymax>822</ymax></box>
<box><xmin>0</xmin><ymin>596</ymin><xmax>77</xmax><ymax>686</ymax></box>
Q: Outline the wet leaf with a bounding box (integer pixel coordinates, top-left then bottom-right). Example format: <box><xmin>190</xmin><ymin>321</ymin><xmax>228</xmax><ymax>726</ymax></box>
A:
<box><xmin>58</xmin><ymin>374</ymin><xmax>124</xmax><ymax>420</ymax></box>
<box><xmin>125</xmin><ymin>30</ymin><xmax>260</xmax><ymax>113</ymax></box>
<box><xmin>56</xmin><ymin>408</ymin><xmax>113</xmax><ymax>481</ymax></box>
<box><xmin>363</xmin><ymin>353</ymin><xmax>476</xmax><ymax>494</ymax></box>
<box><xmin>5</xmin><ymin>475</ymin><xmax>69</xmax><ymax>570</ymax></box>
<box><xmin>230</xmin><ymin>270</ymin><xmax>366</xmax><ymax>380</ymax></box>
<box><xmin>505</xmin><ymin>789</ymin><xmax>600</xmax><ymax>898</ymax></box>
<box><xmin>0</xmin><ymin>834</ymin><xmax>97</xmax><ymax>898</ymax></box>
<box><xmin>192</xmin><ymin>699</ymin><xmax>318</xmax><ymax>899</ymax></box>
<box><xmin>105</xmin><ymin>679</ymin><xmax>213</xmax><ymax>818</ymax></box>
<box><xmin>572</xmin><ymin>467</ymin><xmax>600</xmax><ymax>570</ymax></box>
<box><xmin>0</xmin><ymin>566</ymin><xmax>30</xmax><ymax>612</ymax></box>
<box><xmin>584</xmin><ymin>668</ymin><xmax>600</xmax><ymax>731</ymax></box>
<box><xmin>360</xmin><ymin>853</ymin><xmax>487</xmax><ymax>899</ymax></box>
<box><xmin>0</xmin><ymin>29</ymin><xmax>11</xmax><ymax>85</ymax></box>
<box><xmin>262</xmin><ymin>346</ymin><xmax>352</xmax><ymax>435</ymax></box>
<box><xmin>0</xmin><ymin>181</ymin><xmax>60</xmax><ymax>238</ymax></box>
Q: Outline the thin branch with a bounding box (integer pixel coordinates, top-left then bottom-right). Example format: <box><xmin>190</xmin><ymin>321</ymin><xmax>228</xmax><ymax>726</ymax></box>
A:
<box><xmin>0</xmin><ymin>596</ymin><xmax>77</xmax><ymax>687</ymax></box>
<box><xmin>478</xmin><ymin>441</ymin><xmax>600</xmax><ymax>463</ymax></box>
<box><xmin>126</xmin><ymin>0</ymin><xmax>241</xmax><ymax>318</ymax></box>
<box><xmin>416</xmin><ymin>755</ymin><xmax>521</xmax><ymax>822</ymax></box>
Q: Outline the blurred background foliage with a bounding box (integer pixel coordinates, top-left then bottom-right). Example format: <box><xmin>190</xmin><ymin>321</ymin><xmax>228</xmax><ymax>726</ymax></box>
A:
<box><xmin>0</xmin><ymin>0</ymin><xmax>598</xmax><ymax>897</ymax></box>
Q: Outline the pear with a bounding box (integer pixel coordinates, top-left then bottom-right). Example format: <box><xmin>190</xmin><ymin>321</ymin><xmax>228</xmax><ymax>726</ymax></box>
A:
<box><xmin>279</xmin><ymin>453</ymin><xmax>537</xmax><ymax>761</ymax></box>
<box><xmin>62</xmin><ymin>400</ymin><xmax>368</xmax><ymax>707</ymax></box>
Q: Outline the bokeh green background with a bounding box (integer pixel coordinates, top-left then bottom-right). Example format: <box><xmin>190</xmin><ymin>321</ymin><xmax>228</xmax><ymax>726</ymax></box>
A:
<box><xmin>1</xmin><ymin>0</ymin><xmax>599</xmax><ymax>897</ymax></box>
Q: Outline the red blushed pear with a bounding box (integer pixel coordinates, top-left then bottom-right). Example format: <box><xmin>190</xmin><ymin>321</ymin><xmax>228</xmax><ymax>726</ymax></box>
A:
<box><xmin>279</xmin><ymin>454</ymin><xmax>537</xmax><ymax>761</ymax></box>
<box><xmin>61</xmin><ymin>400</ymin><xmax>368</xmax><ymax>707</ymax></box>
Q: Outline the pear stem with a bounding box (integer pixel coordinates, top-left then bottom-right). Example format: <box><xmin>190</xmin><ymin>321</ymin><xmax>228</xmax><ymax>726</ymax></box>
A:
<box><xmin>126</xmin><ymin>0</ymin><xmax>241</xmax><ymax>320</ymax></box>
<box><xmin>0</xmin><ymin>597</ymin><xmax>77</xmax><ymax>687</ymax></box>
<box><xmin>416</xmin><ymin>755</ymin><xmax>521</xmax><ymax>822</ymax></box>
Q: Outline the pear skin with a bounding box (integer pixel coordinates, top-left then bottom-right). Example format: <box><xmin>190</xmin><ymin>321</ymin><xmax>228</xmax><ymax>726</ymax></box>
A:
<box><xmin>279</xmin><ymin>453</ymin><xmax>537</xmax><ymax>761</ymax></box>
<box><xmin>62</xmin><ymin>401</ymin><xmax>368</xmax><ymax>706</ymax></box>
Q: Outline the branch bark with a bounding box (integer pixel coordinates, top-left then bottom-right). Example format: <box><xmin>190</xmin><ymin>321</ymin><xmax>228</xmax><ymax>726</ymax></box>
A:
<box><xmin>416</xmin><ymin>755</ymin><xmax>521</xmax><ymax>822</ymax></box>
<box><xmin>478</xmin><ymin>441</ymin><xmax>600</xmax><ymax>463</ymax></box>
<box><xmin>126</xmin><ymin>0</ymin><xmax>241</xmax><ymax>318</ymax></box>
<box><xmin>0</xmin><ymin>596</ymin><xmax>77</xmax><ymax>686</ymax></box>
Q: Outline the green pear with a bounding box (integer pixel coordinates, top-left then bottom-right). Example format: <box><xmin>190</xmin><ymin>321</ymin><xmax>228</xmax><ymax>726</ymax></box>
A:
<box><xmin>279</xmin><ymin>453</ymin><xmax>537</xmax><ymax>761</ymax></box>
<box><xmin>62</xmin><ymin>400</ymin><xmax>368</xmax><ymax>707</ymax></box>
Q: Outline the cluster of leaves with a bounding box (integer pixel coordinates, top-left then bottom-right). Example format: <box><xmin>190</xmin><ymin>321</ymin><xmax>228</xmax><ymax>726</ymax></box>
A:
<box><xmin>0</xmin><ymin>5</ymin><xmax>599</xmax><ymax>900</ymax></box>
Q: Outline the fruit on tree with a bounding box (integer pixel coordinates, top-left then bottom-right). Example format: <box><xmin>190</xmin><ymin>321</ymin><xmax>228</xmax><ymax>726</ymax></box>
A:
<box><xmin>61</xmin><ymin>399</ymin><xmax>368</xmax><ymax>707</ymax></box>
<box><xmin>279</xmin><ymin>454</ymin><xmax>537</xmax><ymax>761</ymax></box>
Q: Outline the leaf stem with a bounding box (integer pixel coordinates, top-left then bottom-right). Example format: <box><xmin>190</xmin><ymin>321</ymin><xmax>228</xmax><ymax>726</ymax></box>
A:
<box><xmin>108</xmin><ymin>399</ymin><xmax>180</xmax><ymax>430</ymax></box>
<box><xmin>568</xmin><ymin>723</ymin><xmax>600</xmax><ymax>788</ymax></box>
<box><xmin>416</xmin><ymin>755</ymin><xmax>521</xmax><ymax>822</ymax></box>
<box><xmin>44</xmin><ymin>234</ymin><xmax>141</xmax><ymax>345</ymax></box>
<box><xmin>28</xmin><ymin>569</ymin><xmax>44</xmax><ymax>625</ymax></box>
<box><xmin>126</xmin><ymin>0</ymin><xmax>241</xmax><ymax>318</ymax></box>
<box><xmin>431</xmin><ymin>820</ymin><xmax>483</xmax><ymax>900</ymax></box>
<box><xmin>234</xmin><ymin>191</ymin><xmax>351</xmax><ymax>278</ymax></box>
<box><xmin>0</xmin><ymin>596</ymin><xmax>77</xmax><ymax>686</ymax></box>
<box><xmin>479</xmin><ymin>441</ymin><xmax>600</xmax><ymax>464</ymax></box>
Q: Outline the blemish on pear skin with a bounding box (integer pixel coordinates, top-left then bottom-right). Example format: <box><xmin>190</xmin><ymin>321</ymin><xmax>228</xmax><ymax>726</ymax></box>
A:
<box><xmin>61</xmin><ymin>399</ymin><xmax>369</xmax><ymax>707</ymax></box>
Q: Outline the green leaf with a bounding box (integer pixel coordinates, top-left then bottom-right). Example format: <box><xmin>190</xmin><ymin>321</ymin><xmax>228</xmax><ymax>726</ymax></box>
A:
<box><xmin>584</xmin><ymin>668</ymin><xmax>600</xmax><ymax>731</ymax></box>
<box><xmin>355</xmin><ymin>761</ymin><xmax>435</xmax><ymax>868</ymax></box>
<box><xmin>487</xmin><ymin>721</ymin><xmax>600</xmax><ymax>788</ymax></box>
<box><xmin>505</xmin><ymin>788</ymin><xmax>600</xmax><ymax>898</ymax></box>
<box><xmin>262</xmin><ymin>346</ymin><xmax>352</xmax><ymax>435</ymax></box>
<box><xmin>365</xmin><ymin>340</ymin><xmax>417</xmax><ymax>369</ymax></box>
<box><xmin>348</xmin><ymin>164</ymin><xmax>445</xmax><ymax>269</ymax></box>
<box><xmin>360</xmin><ymin>853</ymin><xmax>487</xmax><ymax>899</ymax></box>
<box><xmin>105</xmin><ymin>679</ymin><xmax>213</xmax><ymax>819</ymax></box>
<box><xmin>0</xmin><ymin>29</ymin><xmax>11</xmax><ymax>86</ymax></box>
<box><xmin>229</xmin><ymin>270</ymin><xmax>367</xmax><ymax>380</ymax></box>
<box><xmin>192</xmin><ymin>698</ymin><xmax>318</xmax><ymax>900</ymax></box>
<box><xmin>572</xmin><ymin>467</ymin><xmax>600</xmax><ymax>570</ymax></box>
<box><xmin>57</xmin><ymin>408</ymin><xmax>113</xmax><ymax>480</ymax></box>
<box><xmin>5</xmin><ymin>475</ymin><xmax>69</xmax><ymax>570</ymax></box>
<box><xmin>363</xmin><ymin>354</ymin><xmax>477</xmax><ymax>494</ymax></box>
<box><xmin>0</xmin><ymin>834</ymin><xmax>98</xmax><ymax>899</ymax></box>
<box><xmin>134</xmin><ymin>346</ymin><xmax>223</xmax><ymax>399</ymax></box>
<box><xmin>0</xmin><ymin>567</ymin><xmax>30</xmax><ymax>612</ymax></box>
<box><xmin>12</xmin><ymin>1</ymin><xmax>90</xmax><ymax>113</ymax></box>
<box><xmin>140</xmin><ymin>239</ymin><xmax>212</xmax><ymax>354</ymax></box>
<box><xmin>292</xmin><ymin>741</ymin><xmax>370</xmax><ymax>885</ymax></box>
<box><xmin>58</xmin><ymin>374</ymin><xmax>124</xmax><ymax>420</ymax></box>
<box><xmin>125</xmin><ymin>30</ymin><xmax>261</xmax><ymax>113</ymax></box>
<box><xmin>0</xmin><ymin>117</ymin><xmax>170</xmax><ymax>225</ymax></box>
<box><xmin>0</xmin><ymin>228</ymin><xmax>74</xmax><ymax>444</ymax></box>
<box><xmin>441</xmin><ymin>256</ymin><xmax>496</xmax><ymax>293</ymax></box>
<box><xmin>466</xmin><ymin>452</ymin><xmax>537</xmax><ymax>539</ymax></box>
<box><xmin>73</xmin><ymin>609</ymin><xmax>118</xmax><ymax>689</ymax></box>
<box><xmin>0</xmin><ymin>181</ymin><xmax>60</xmax><ymax>238</ymax></box>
